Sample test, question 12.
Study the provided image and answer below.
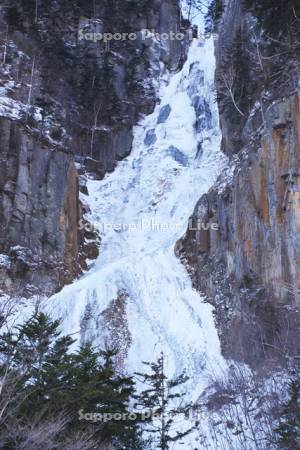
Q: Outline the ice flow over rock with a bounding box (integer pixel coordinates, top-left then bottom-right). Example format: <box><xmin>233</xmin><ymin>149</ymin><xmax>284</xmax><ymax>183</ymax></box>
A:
<box><xmin>47</xmin><ymin>35</ymin><xmax>227</xmax><ymax>404</ymax></box>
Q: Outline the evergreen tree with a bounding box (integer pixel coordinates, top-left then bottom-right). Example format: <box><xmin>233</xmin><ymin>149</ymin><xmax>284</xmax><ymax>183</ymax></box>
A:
<box><xmin>134</xmin><ymin>353</ymin><xmax>194</xmax><ymax>450</ymax></box>
<box><xmin>0</xmin><ymin>313</ymin><xmax>144</xmax><ymax>449</ymax></box>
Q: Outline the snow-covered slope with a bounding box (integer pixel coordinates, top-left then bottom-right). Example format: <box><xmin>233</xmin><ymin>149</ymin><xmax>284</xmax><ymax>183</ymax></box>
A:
<box><xmin>47</xmin><ymin>21</ymin><xmax>228</xmax><ymax>439</ymax></box>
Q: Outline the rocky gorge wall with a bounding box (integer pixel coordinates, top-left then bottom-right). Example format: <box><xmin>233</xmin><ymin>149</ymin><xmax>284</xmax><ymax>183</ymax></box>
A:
<box><xmin>0</xmin><ymin>0</ymin><xmax>189</xmax><ymax>297</ymax></box>
<box><xmin>177</xmin><ymin>0</ymin><xmax>300</xmax><ymax>370</ymax></box>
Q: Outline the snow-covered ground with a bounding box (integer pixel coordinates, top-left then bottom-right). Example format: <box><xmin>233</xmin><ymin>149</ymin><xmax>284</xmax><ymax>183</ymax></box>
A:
<box><xmin>47</xmin><ymin>12</ymin><xmax>229</xmax><ymax>449</ymax></box>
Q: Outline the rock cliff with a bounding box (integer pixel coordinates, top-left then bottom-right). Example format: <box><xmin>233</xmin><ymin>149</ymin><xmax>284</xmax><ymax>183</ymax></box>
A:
<box><xmin>177</xmin><ymin>0</ymin><xmax>300</xmax><ymax>369</ymax></box>
<box><xmin>0</xmin><ymin>0</ymin><xmax>189</xmax><ymax>296</ymax></box>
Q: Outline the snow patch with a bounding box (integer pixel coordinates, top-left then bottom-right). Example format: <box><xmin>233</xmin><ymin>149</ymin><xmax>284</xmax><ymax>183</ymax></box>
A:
<box><xmin>0</xmin><ymin>254</ymin><xmax>10</xmax><ymax>269</ymax></box>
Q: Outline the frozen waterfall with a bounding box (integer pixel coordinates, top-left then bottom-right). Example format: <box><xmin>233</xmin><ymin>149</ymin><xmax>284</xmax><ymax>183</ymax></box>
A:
<box><xmin>47</xmin><ymin>24</ymin><xmax>228</xmax><ymax>442</ymax></box>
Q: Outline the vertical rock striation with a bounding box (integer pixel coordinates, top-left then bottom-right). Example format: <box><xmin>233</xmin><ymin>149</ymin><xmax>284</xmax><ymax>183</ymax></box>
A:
<box><xmin>0</xmin><ymin>0</ymin><xmax>189</xmax><ymax>296</ymax></box>
<box><xmin>177</xmin><ymin>0</ymin><xmax>300</xmax><ymax>369</ymax></box>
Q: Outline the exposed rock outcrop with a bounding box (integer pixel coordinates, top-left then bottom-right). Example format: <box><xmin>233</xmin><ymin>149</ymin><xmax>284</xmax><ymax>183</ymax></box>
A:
<box><xmin>177</xmin><ymin>0</ymin><xmax>300</xmax><ymax>369</ymax></box>
<box><xmin>0</xmin><ymin>0</ymin><xmax>189</xmax><ymax>296</ymax></box>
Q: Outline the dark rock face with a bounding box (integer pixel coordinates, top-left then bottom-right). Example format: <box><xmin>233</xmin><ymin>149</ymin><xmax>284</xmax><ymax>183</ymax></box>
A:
<box><xmin>178</xmin><ymin>0</ymin><xmax>300</xmax><ymax>369</ymax></box>
<box><xmin>84</xmin><ymin>158</ymin><xmax>106</xmax><ymax>181</ymax></box>
<box><xmin>0</xmin><ymin>0</ymin><xmax>189</xmax><ymax>296</ymax></box>
<box><xmin>0</xmin><ymin>118</ymin><xmax>79</xmax><ymax>295</ymax></box>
